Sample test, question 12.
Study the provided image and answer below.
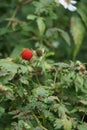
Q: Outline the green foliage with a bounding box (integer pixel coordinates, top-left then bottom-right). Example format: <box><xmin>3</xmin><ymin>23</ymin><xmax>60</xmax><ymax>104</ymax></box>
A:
<box><xmin>0</xmin><ymin>1</ymin><xmax>87</xmax><ymax>129</ymax></box>
<box><xmin>0</xmin><ymin>52</ymin><xmax>87</xmax><ymax>129</ymax></box>
<box><xmin>0</xmin><ymin>0</ymin><xmax>87</xmax><ymax>61</ymax></box>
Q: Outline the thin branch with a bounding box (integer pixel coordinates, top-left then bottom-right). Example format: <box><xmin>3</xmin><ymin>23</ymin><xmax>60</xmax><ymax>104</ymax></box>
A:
<box><xmin>6</xmin><ymin>0</ymin><xmax>33</xmax><ymax>28</ymax></box>
<box><xmin>21</xmin><ymin>0</ymin><xmax>33</xmax><ymax>5</ymax></box>
<box><xmin>31</xmin><ymin>111</ymin><xmax>48</xmax><ymax>130</ymax></box>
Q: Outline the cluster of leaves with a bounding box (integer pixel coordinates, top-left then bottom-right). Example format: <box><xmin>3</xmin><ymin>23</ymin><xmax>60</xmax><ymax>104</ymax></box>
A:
<box><xmin>0</xmin><ymin>0</ymin><xmax>87</xmax><ymax>61</ymax></box>
<box><xmin>0</xmin><ymin>50</ymin><xmax>87</xmax><ymax>130</ymax></box>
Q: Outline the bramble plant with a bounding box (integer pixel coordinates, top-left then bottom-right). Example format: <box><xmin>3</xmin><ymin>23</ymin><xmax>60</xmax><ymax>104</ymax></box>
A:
<box><xmin>0</xmin><ymin>0</ymin><xmax>87</xmax><ymax>130</ymax></box>
<box><xmin>0</xmin><ymin>49</ymin><xmax>87</xmax><ymax>130</ymax></box>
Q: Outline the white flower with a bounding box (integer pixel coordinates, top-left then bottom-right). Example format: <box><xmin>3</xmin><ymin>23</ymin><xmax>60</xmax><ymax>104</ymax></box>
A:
<box><xmin>58</xmin><ymin>0</ymin><xmax>77</xmax><ymax>11</ymax></box>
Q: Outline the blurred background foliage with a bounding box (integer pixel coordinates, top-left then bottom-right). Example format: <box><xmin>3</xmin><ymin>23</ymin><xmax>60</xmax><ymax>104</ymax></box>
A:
<box><xmin>0</xmin><ymin>0</ymin><xmax>87</xmax><ymax>61</ymax></box>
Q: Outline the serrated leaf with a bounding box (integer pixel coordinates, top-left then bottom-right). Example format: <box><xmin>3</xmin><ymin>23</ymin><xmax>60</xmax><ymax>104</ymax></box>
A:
<box><xmin>6</xmin><ymin>90</ymin><xmax>14</xmax><ymax>100</ymax></box>
<box><xmin>62</xmin><ymin>119</ymin><xmax>72</xmax><ymax>130</ymax></box>
<box><xmin>44</xmin><ymin>96</ymin><xmax>60</xmax><ymax>104</ymax></box>
<box><xmin>33</xmin><ymin>87</ymin><xmax>48</xmax><ymax>97</ymax></box>
<box><xmin>58</xmin><ymin>104</ymin><xmax>69</xmax><ymax>119</ymax></box>
<box><xmin>54</xmin><ymin>119</ymin><xmax>62</xmax><ymax>129</ymax></box>
<box><xmin>78</xmin><ymin>123</ymin><xmax>87</xmax><ymax>130</ymax></box>
<box><xmin>0</xmin><ymin>84</ymin><xmax>8</xmax><ymax>92</ymax></box>
<box><xmin>75</xmin><ymin>74</ymin><xmax>84</xmax><ymax>92</ymax></box>
<box><xmin>80</xmin><ymin>100</ymin><xmax>87</xmax><ymax>105</ymax></box>
<box><xmin>0</xmin><ymin>59</ymin><xmax>18</xmax><ymax>74</ymax></box>
<box><xmin>36</xmin><ymin>17</ymin><xmax>45</xmax><ymax>36</ymax></box>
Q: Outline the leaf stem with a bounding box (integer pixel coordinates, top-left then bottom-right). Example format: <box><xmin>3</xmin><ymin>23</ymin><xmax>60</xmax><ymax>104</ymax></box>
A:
<box><xmin>31</xmin><ymin>111</ymin><xmax>48</xmax><ymax>130</ymax></box>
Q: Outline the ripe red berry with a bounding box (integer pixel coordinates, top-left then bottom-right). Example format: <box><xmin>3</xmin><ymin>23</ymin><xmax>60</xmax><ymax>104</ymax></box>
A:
<box><xmin>21</xmin><ymin>49</ymin><xmax>33</xmax><ymax>60</ymax></box>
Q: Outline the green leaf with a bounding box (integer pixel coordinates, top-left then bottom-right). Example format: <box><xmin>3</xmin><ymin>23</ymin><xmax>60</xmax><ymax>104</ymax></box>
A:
<box><xmin>62</xmin><ymin>119</ymin><xmax>72</xmax><ymax>130</ymax></box>
<box><xmin>80</xmin><ymin>100</ymin><xmax>87</xmax><ymax>105</ymax></box>
<box><xmin>58</xmin><ymin>104</ymin><xmax>69</xmax><ymax>119</ymax></box>
<box><xmin>10</xmin><ymin>45</ymin><xmax>23</xmax><ymax>58</ymax></box>
<box><xmin>57</xmin><ymin>29</ymin><xmax>71</xmax><ymax>46</ymax></box>
<box><xmin>36</xmin><ymin>17</ymin><xmax>45</xmax><ymax>36</ymax></box>
<box><xmin>23</xmin><ymin>122</ymin><xmax>31</xmax><ymax>129</ymax></box>
<box><xmin>75</xmin><ymin>74</ymin><xmax>84</xmax><ymax>92</ymax></box>
<box><xmin>0</xmin><ymin>28</ymin><xmax>9</xmax><ymax>36</ymax></box>
<box><xmin>0</xmin><ymin>84</ymin><xmax>9</xmax><ymax>92</ymax></box>
<box><xmin>54</xmin><ymin>0</ymin><xmax>59</xmax><ymax>4</ymax></box>
<box><xmin>33</xmin><ymin>87</ymin><xmax>49</xmax><ymax>97</ymax></box>
<box><xmin>46</xmin><ymin>28</ymin><xmax>71</xmax><ymax>45</ymax></box>
<box><xmin>19</xmin><ymin>76</ymin><xmax>29</xmax><ymax>85</ymax></box>
<box><xmin>6</xmin><ymin>90</ymin><xmax>15</xmax><ymax>100</ymax></box>
<box><xmin>78</xmin><ymin>123</ymin><xmax>87</xmax><ymax>130</ymax></box>
<box><xmin>44</xmin><ymin>96</ymin><xmax>60</xmax><ymax>104</ymax></box>
<box><xmin>77</xmin><ymin>3</ymin><xmax>87</xmax><ymax>28</ymax></box>
<box><xmin>0</xmin><ymin>107</ymin><xmax>5</xmax><ymax>117</ymax></box>
<box><xmin>0</xmin><ymin>59</ymin><xmax>18</xmax><ymax>74</ymax></box>
<box><xmin>70</xmin><ymin>15</ymin><xmax>85</xmax><ymax>59</ymax></box>
<box><xmin>27</xmin><ymin>14</ymin><xmax>37</xmax><ymax>20</ymax></box>
<box><xmin>54</xmin><ymin>119</ymin><xmax>63</xmax><ymax>129</ymax></box>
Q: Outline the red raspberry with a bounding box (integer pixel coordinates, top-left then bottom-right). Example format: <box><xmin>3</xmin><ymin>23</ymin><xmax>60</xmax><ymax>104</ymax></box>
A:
<box><xmin>21</xmin><ymin>49</ymin><xmax>33</xmax><ymax>60</ymax></box>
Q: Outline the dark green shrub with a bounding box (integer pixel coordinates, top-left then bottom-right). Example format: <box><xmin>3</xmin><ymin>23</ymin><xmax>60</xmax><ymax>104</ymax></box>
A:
<box><xmin>0</xmin><ymin>51</ymin><xmax>87</xmax><ymax>130</ymax></box>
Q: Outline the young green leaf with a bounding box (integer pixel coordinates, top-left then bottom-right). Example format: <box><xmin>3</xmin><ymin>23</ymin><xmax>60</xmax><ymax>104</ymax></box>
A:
<box><xmin>36</xmin><ymin>17</ymin><xmax>45</xmax><ymax>36</ymax></box>
<box><xmin>70</xmin><ymin>15</ymin><xmax>85</xmax><ymax>59</ymax></box>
